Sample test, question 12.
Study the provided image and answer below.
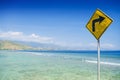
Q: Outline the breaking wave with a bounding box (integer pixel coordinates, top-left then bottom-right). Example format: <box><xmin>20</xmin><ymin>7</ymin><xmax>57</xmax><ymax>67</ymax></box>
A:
<box><xmin>85</xmin><ymin>60</ymin><xmax>120</xmax><ymax>66</ymax></box>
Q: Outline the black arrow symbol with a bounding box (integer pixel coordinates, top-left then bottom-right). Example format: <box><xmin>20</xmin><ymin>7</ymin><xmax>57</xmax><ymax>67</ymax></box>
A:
<box><xmin>92</xmin><ymin>16</ymin><xmax>105</xmax><ymax>32</ymax></box>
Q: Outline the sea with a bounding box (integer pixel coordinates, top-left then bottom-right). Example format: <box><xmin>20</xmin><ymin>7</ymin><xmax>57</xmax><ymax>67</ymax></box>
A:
<box><xmin>0</xmin><ymin>50</ymin><xmax>120</xmax><ymax>80</ymax></box>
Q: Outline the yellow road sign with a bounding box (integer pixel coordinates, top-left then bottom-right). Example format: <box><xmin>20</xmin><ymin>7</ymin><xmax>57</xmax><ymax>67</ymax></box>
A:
<box><xmin>86</xmin><ymin>9</ymin><xmax>113</xmax><ymax>40</ymax></box>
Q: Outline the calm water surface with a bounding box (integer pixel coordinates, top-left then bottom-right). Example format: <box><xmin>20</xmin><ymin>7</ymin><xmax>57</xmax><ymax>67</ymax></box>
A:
<box><xmin>0</xmin><ymin>50</ymin><xmax>120</xmax><ymax>80</ymax></box>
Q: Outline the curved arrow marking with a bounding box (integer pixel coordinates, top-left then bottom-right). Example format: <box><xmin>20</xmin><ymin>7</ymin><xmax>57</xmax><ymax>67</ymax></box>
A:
<box><xmin>92</xmin><ymin>16</ymin><xmax>105</xmax><ymax>32</ymax></box>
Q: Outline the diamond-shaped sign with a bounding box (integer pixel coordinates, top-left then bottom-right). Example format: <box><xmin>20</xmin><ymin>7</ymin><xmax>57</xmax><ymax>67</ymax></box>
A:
<box><xmin>86</xmin><ymin>9</ymin><xmax>113</xmax><ymax>40</ymax></box>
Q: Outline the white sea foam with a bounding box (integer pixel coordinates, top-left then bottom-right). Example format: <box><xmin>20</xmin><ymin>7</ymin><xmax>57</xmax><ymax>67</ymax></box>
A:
<box><xmin>30</xmin><ymin>52</ymin><xmax>54</xmax><ymax>56</ymax></box>
<box><xmin>85</xmin><ymin>60</ymin><xmax>120</xmax><ymax>66</ymax></box>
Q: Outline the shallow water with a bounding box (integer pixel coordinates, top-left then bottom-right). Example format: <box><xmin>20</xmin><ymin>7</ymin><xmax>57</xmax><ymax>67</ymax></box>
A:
<box><xmin>0</xmin><ymin>50</ymin><xmax>120</xmax><ymax>80</ymax></box>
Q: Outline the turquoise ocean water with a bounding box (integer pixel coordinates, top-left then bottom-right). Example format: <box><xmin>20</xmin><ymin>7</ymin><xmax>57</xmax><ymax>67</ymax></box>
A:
<box><xmin>0</xmin><ymin>50</ymin><xmax>120</xmax><ymax>80</ymax></box>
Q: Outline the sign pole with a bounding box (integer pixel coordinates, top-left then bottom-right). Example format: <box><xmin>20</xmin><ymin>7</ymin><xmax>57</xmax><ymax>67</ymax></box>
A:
<box><xmin>97</xmin><ymin>39</ymin><xmax>100</xmax><ymax>80</ymax></box>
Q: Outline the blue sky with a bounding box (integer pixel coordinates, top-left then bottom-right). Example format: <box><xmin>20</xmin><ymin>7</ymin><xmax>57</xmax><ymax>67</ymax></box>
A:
<box><xmin>0</xmin><ymin>0</ymin><xmax>120</xmax><ymax>50</ymax></box>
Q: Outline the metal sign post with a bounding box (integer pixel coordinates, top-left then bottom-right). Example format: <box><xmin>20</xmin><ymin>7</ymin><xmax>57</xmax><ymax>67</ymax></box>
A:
<box><xmin>97</xmin><ymin>39</ymin><xmax>100</xmax><ymax>80</ymax></box>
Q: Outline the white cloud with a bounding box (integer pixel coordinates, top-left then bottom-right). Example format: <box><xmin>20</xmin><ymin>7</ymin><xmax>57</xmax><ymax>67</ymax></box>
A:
<box><xmin>0</xmin><ymin>31</ymin><xmax>22</xmax><ymax>37</ymax></box>
<box><xmin>89</xmin><ymin>43</ymin><xmax>97</xmax><ymax>47</ymax></box>
<box><xmin>87</xmin><ymin>42</ymin><xmax>115</xmax><ymax>50</ymax></box>
<box><xmin>0</xmin><ymin>31</ymin><xmax>117</xmax><ymax>50</ymax></box>
<box><xmin>62</xmin><ymin>42</ymin><xmax>116</xmax><ymax>50</ymax></box>
<box><xmin>101</xmin><ymin>43</ymin><xmax>115</xmax><ymax>49</ymax></box>
<box><xmin>0</xmin><ymin>31</ymin><xmax>53</xmax><ymax>43</ymax></box>
<box><xmin>9</xmin><ymin>32</ymin><xmax>23</xmax><ymax>36</ymax></box>
<box><xmin>52</xmin><ymin>41</ymin><xmax>116</xmax><ymax>50</ymax></box>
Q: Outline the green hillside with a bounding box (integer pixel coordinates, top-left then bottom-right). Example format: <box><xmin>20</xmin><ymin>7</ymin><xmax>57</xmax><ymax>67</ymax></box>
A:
<box><xmin>0</xmin><ymin>40</ymin><xmax>34</xmax><ymax>50</ymax></box>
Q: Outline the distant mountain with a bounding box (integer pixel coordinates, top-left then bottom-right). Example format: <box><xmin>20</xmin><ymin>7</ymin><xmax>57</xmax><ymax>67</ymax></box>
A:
<box><xmin>0</xmin><ymin>40</ymin><xmax>63</xmax><ymax>50</ymax></box>
<box><xmin>0</xmin><ymin>40</ymin><xmax>34</xmax><ymax>50</ymax></box>
<box><xmin>14</xmin><ymin>41</ymin><xmax>63</xmax><ymax>50</ymax></box>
